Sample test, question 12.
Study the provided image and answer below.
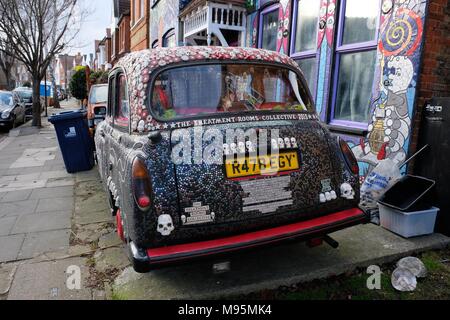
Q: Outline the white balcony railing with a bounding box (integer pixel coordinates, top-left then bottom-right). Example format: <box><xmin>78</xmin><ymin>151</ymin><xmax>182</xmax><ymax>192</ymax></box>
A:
<box><xmin>184</xmin><ymin>6</ymin><xmax>208</xmax><ymax>37</ymax></box>
<box><xmin>183</xmin><ymin>2</ymin><xmax>247</xmax><ymax>43</ymax></box>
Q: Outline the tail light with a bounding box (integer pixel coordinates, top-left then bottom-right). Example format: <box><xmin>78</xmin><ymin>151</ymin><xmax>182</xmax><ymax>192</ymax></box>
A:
<box><xmin>132</xmin><ymin>158</ymin><xmax>152</xmax><ymax>210</ymax></box>
<box><xmin>339</xmin><ymin>138</ymin><xmax>359</xmax><ymax>175</ymax></box>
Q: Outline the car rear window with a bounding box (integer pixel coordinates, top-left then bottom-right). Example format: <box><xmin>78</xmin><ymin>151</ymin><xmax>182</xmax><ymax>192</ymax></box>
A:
<box><xmin>150</xmin><ymin>63</ymin><xmax>314</xmax><ymax>120</ymax></box>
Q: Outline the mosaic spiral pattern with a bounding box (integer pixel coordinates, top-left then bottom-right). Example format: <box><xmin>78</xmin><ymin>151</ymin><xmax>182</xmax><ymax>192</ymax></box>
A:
<box><xmin>379</xmin><ymin>8</ymin><xmax>423</xmax><ymax>57</ymax></box>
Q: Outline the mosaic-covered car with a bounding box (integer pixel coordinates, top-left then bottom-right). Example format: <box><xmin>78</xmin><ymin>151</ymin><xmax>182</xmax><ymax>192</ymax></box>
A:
<box><xmin>95</xmin><ymin>47</ymin><xmax>368</xmax><ymax>273</ymax></box>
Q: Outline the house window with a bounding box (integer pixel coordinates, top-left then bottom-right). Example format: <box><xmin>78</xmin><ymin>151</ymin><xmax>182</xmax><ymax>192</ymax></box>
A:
<box><xmin>114</xmin><ymin>74</ymin><xmax>130</xmax><ymax>129</ymax></box>
<box><xmin>162</xmin><ymin>29</ymin><xmax>176</xmax><ymax>47</ymax></box>
<box><xmin>330</xmin><ymin>0</ymin><xmax>380</xmax><ymax>128</ymax></box>
<box><xmin>259</xmin><ymin>4</ymin><xmax>279</xmax><ymax>52</ymax></box>
<box><xmin>290</xmin><ymin>0</ymin><xmax>321</xmax><ymax>94</ymax></box>
<box><xmin>133</xmin><ymin>0</ymin><xmax>144</xmax><ymax>25</ymax></box>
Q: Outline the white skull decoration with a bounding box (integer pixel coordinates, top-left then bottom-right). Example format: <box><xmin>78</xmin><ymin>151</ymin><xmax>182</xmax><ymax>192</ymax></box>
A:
<box><xmin>246</xmin><ymin>141</ymin><xmax>255</xmax><ymax>153</ymax></box>
<box><xmin>238</xmin><ymin>142</ymin><xmax>246</xmax><ymax>154</ymax></box>
<box><xmin>291</xmin><ymin>138</ymin><xmax>298</xmax><ymax>148</ymax></box>
<box><xmin>223</xmin><ymin>144</ymin><xmax>230</xmax><ymax>156</ymax></box>
<box><xmin>137</xmin><ymin>120</ymin><xmax>146</xmax><ymax>133</ymax></box>
<box><xmin>278</xmin><ymin>138</ymin><xmax>285</xmax><ymax>149</ymax></box>
<box><xmin>284</xmin><ymin>138</ymin><xmax>292</xmax><ymax>149</ymax></box>
<box><xmin>271</xmin><ymin>139</ymin><xmax>279</xmax><ymax>150</ymax></box>
<box><xmin>157</xmin><ymin>214</ymin><xmax>175</xmax><ymax>236</ymax></box>
<box><xmin>230</xmin><ymin>143</ymin><xmax>237</xmax><ymax>154</ymax></box>
<box><xmin>340</xmin><ymin>183</ymin><xmax>355</xmax><ymax>200</ymax></box>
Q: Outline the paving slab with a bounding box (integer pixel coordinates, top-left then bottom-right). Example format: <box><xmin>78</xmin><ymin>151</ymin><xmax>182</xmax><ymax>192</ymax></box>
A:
<box><xmin>0</xmin><ymin>190</ymin><xmax>32</xmax><ymax>203</ymax></box>
<box><xmin>4</xmin><ymin>167</ymin><xmax>43</xmax><ymax>176</ymax></box>
<box><xmin>18</xmin><ymin>230</ymin><xmax>71</xmax><ymax>260</ymax></box>
<box><xmin>0</xmin><ymin>217</ymin><xmax>18</xmax><ymax>236</ymax></box>
<box><xmin>11</xmin><ymin>212</ymin><xmax>71</xmax><ymax>234</ymax></box>
<box><xmin>30</xmin><ymin>186</ymin><xmax>73</xmax><ymax>200</ymax></box>
<box><xmin>0</xmin><ymin>235</ymin><xmax>25</xmax><ymax>263</ymax></box>
<box><xmin>98</xmin><ymin>232</ymin><xmax>123</xmax><ymax>249</ymax></box>
<box><xmin>0</xmin><ymin>180</ymin><xmax>47</xmax><ymax>193</ymax></box>
<box><xmin>45</xmin><ymin>178</ymin><xmax>75</xmax><ymax>188</ymax></box>
<box><xmin>112</xmin><ymin>224</ymin><xmax>450</xmax><ymax>300</ymax></box>
<box><xmin>95</xmin><ymin>247</ymin><xmax>131</xmax><ymax>273</ymax></box>
<box><xmin>0</xmin><ymin>200</ymin><xmax>39</xmax><ymax>217</ymax></box>
<box><xmin>7</xmin><ymin>257</ymin><xmax>92</xmax><ymax>300</ymax></box>
<box><xmin>39</xmin><ymin>170</ymin><xmax>71</xmax><ymax>180</ymax></box>
<box><xmin>0</xmin><ymin>264</ymin><xmax>17</xmax><ymax>295</ymax></box>
<box><xmin>36</xmin><ymin>197</ymin><xmax>74</xmax><ymax>213</ymax></box>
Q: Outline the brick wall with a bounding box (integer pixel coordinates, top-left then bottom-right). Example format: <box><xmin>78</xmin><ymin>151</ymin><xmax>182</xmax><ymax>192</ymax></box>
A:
<box><xmin>130</xmin><ymin>0</ymin><xmax>150</xmax><ymax>51</ymax></box>
<box><xmin>409</xmin><ymin>0</ymin><xmax>450</xmax><ymax>171</ymax></box>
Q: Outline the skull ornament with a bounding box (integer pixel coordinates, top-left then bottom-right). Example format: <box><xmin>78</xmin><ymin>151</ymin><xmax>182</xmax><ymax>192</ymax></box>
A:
<box><xmin>137</xmin><ymin>120</ymin><xmax>145</xmax><ymax>133</ymax></box>
<box><xmin>223</xmin><ymin>144</ymin><xmax>230</xmax><ymax>156</ymax></box>
<box><xmin>238</xmin><ymin>142</ymin><xmax>246</xmax><ymax>154</ymax></box>
<box><xmin>246</xmin><ymin>141</ymin><xmax>255</xmax><ymax>153</ymax></box>
<box><xmin>340</xmin><ymin>183</ymin><xmax>355</xmax><ymax>200</ymax></box>
<box><xmin>271</xmin><ymin>139</ymin><xmax>279</xmax><ymax>150</ymax></box>
<box><xmin>291</xmin><ymin>138</ymin><xmax>298</xmax><ymax>148</ymax></box>
<box><xmin>157</xmin><ymin>215</ymin><xmax>175</xmax><ymax>236</ymax></box>
<box><xmin>284</xmin><ymin>138</ymin><xmax>292</xmax><ymax>149</ymax></box>
<box><xmin>278</xmin><ymin>138</ymin><xmax>285</xmax><ymax>149</ymax></box>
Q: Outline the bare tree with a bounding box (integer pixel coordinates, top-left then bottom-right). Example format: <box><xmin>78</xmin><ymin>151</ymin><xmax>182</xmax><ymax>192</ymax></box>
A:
<box><xmin>0</xmin><ymin>38</ymin><xmax>15</xmax><ymax>90</ymax></box>
<box><xmin>0</xmin><ymin>0</ymin><xmax>88</xmax><ymax>127</ymax></box>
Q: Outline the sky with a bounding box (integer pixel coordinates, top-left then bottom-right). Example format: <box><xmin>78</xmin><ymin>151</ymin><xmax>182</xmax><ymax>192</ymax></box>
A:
<box><xmin>67</xmin><ymin>0</ymin><xmax>112</xmax><ymax>57</ymax></box>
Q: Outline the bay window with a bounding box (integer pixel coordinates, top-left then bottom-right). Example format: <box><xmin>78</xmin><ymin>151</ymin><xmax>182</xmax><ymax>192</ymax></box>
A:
<box><xmin>330</xmin><ymin>0</ymin><xmax>380</xmax><ymax>129</ymax></box>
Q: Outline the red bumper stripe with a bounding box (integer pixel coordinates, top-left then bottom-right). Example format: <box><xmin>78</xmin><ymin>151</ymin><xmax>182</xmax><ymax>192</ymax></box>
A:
<box><xmin>148</xmin><ymin>208</ymin><xmax>364</xmax><ymax>259</ymax></box>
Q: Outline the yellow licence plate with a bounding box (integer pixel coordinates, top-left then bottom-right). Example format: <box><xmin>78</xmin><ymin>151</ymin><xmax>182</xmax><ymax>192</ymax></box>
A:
<box><xmin>225</xmin><ymin>152</ymin><xmax>300</xmax><ymax>179</ymax></box>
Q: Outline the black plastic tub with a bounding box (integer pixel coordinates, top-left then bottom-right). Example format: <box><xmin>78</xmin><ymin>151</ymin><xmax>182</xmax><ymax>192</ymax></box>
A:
<box><xmin>378</xmin><ymin>175</ymin><xmax>436</xmax><ymax>212</ymax></box>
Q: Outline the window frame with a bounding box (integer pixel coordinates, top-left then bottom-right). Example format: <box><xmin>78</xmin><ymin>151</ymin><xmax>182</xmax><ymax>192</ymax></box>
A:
<box><xmin>289</xmin><ymin>0</ymin><xmax>321</xmax><ymax>98</ymax></box>
<box><xmin>112</xmin><ymin>71</ymin><xmax>130</xmax><ymax>133</ymax></box>
<box><xmin>148</xmin><ymin>60</ymin><xmax>316</xmax><ymax>123</ymax></box>
<box><xmin>107</xmin><ymin>74</ymin><xmax>116</xmax><ymax>125</ymax></box>
<box><xmin>132</xmin><ymin>0</ymin><xmax>144</xmax><ymax>27</ymax></box>
<box><xmin>258</xmin><ymin>3</ymin><xmax>280</xmax><ymax>52</ymax></box>
<box><xmin>162</xmin><ymin>29</ymin><xmax>176</xmax><ymax>48</ymax></box>
<box><xmin>329</xmin><ymin>0</ymin><xmax>382</xmax><ymax>131</ymax></box>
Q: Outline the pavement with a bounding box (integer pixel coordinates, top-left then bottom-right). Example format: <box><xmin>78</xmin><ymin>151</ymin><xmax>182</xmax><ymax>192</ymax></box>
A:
<box><xmin>0</xmin><ymin>99</ymin><xmax>449</xmax><ymax>300</ymax></box>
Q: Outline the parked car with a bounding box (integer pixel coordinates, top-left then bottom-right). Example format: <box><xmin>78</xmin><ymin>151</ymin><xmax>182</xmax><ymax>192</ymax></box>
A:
<box><xmin>87</xmin><ymin>84</ymin><xmax>108</xmax><ymax>135</ymax></box>
<box><xmin>0</xmin><ymin>91</ymin><xmax>26</xmax><ymax>130</ymax></box>
<box><xmin>95</xmin><ymin>47</ymin><xmax>368</xmax><ymax>273</ymax></box>
<box><xmin>13</xmin><ymin>87</ymin><xmax>33</xmax><ymax>119</ymax></box>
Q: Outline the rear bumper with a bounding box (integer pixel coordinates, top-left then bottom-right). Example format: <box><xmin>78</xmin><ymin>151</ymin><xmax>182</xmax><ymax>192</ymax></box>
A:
<box><xmin>131</xmin><ymin>208</ymin><xmax>368</xmax><ymax>271</ymax></box>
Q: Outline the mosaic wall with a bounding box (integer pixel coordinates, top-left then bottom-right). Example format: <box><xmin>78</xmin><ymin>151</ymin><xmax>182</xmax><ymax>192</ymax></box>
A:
<box><xmin>349</xmin><ymin>0</ymin><xmax>427</xmax><ymax>177</ymax></box>
<box><xmin>149</xmin><ymin>0</ymin><xmax>179</xmax><ymax>46</ymax></box>
<box><xmin>249</xmin><ymin>0</ymin><xmax>429</xmax><ymax>178</ymax></box>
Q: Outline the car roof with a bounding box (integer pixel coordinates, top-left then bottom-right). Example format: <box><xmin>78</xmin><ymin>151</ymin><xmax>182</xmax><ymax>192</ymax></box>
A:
<box><xmin>14</xmin><ymin>87</ymin><xmax>32</xmax><ymax>91</ymax></box>
<box><xmin>114</xmin><ymin>46</ymin><xmax>305</xmax><ymax>133</ymax></box>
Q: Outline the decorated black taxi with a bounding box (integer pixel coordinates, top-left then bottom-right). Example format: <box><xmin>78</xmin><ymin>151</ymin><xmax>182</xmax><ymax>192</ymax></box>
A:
<box><xmin>95</xmin><ymin>46</ymin><xmax>368</xmax><ymax>273</ymax></box>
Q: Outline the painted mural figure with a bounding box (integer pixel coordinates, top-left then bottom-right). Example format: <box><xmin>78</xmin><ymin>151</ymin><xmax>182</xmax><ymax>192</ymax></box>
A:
<box><xmin>351</xmin><ymin>0</ymin><xmax>424</xmax><ymax>176</ymax></box>
<box><xmin>354</xmin><ymin>55</ymin><xmax>414</xmax><ymax>166</ymax></box>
